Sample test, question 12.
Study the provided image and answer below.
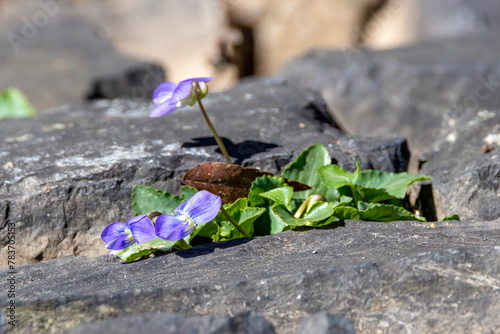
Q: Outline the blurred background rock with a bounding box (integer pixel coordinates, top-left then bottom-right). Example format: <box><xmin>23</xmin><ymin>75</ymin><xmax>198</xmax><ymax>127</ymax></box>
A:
<box><xmin>1</xmin><ymin>0</ymin><xmax>500</xmax><ymax>111</ymax></box>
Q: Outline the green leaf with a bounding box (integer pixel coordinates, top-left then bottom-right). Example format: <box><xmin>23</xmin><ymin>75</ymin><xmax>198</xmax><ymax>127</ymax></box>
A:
<box><xmin>357</xmin><ymin>201</ymin><xmax>378</xmax><ymax>211</ymax></box>
<box><xmin>132</xmin><ymin>185</ymin><xmax>198</xmax><ymax>216</ymax></box>
<box><xmin>248</xmin><ymin>175</ymin><xmax>286</xmax><ymax>207</ymax></box>
<box><xmin>358</xmin><ymin>202</ymin><xmax>426</xmax><ymax>222</ymax></box>
<box><xmin>272</xmin><ymin>202</ymin><xmax>333</xmax><ymax>227</ymax></box>
<box><xmin>313</xmin><ymin>215</ymin><xmax>340</xmax><ymax>227</ymax></box>
<box><xmin>0</xmin><ymin>88</ymin><xmax>36</xmax><ymax>120</ymax></box>
<box><xmin>332</xmin><ymin>206</ymin><xmax>361</xmax><ymax>220</ymax></box>
<box><xmin>356</xmin><ymin>170</ymin><xmax>431</xmax><ymax>199</ymax></box>
<box><xmin>355</xmin><ymin>186</ymin><xmax>399</xmax><ymax>203</ymax></box>
<box><xmin>318</xmin><ymin>162</ymin><xmax>360</xmax><ymax>189</ymax></box>
<box><xmin>315</xmin><ymin>183</ymin><xmax>341</xmax><ymax>202</ymax></box>
<box><xmin>214</xmin><ymin>199</ymin><xmax>265</xmax><ymax>240</ymax></box>
<box><xmin>181</xmin><ymin>186</ymin><xmax>198</xmax><ymax>201</ymax></box>
<box><xmin>248</xmin><ymin>175</ymin><xmax>287</xmax><ymax>235</ymax></box>
<box><xmin>442</xmin><ymin>214</ymin><xmax>460</xmax><ymax>221</ymax></box>
<box><xmin>268</xmin><ymin>205</ymin><xmax>290</xmax><ymax>234</ymax></box>
<box><xmin>191</xmin><ymin>220</ymin><xmax>219</xmax><ymax>240</ymax></box>
<box><xmin>114</xmin><ymin>238</ymin><xmax>176</xmax><ymax>262</ymax></box>
<box><xmin>259</xmin><ymin>186</ymin><xmax>293</xmax><ymax>205</ymax></box>
<box><xmin>329</xmin><ymin>196</ymin><xmax>353</xmax><ymax>209</ymax></box>
<box><xmin>282</xmin><ymin>143</ymin><xmax>331</xmax><ymax>199</ymax></box>
<box><xmin>219</xmin><ymin>207</ymin><xmax>265</xmax><ymax>240</ymax></box>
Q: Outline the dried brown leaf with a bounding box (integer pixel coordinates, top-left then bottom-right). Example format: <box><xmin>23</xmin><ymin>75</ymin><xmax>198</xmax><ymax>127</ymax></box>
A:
<box><xmin>183</xmin><ymin>162</ymin><xmax>310</xmax><ymax>203</ymax></box>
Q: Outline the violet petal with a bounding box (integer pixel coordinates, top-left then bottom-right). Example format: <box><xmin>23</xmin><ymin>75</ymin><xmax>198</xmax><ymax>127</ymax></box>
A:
<box><xmin>174</xmin><ymin>190</ymin><xmax>221</xmax><ymax>226</ymax></box>
<box><xmin>155</xmin><ymin>215</ymin><xmax>195</xmax><ymax>241</ymax></box>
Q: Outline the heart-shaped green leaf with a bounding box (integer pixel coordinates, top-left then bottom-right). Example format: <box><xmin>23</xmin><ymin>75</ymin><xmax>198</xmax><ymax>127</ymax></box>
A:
<box><xmin>132</xmin><ymin>185</ymin><xmax>198</xmax><ymax>216</ymax></box>
<box><xmin>272</xmin><ymin>202</ymin><xmax>334</xmax><ymax>227</ymax></box>
<box><xmin>318</xmin><ymin>162</ymin><xmax>360</xmax><ymax>188</ymax></box>
<box><xmin>248</xmin><ymin>175</ymin><xmax>286</xmax><ymax>207</ymax></box>
<box><xmin>282</xmin><ymin>143</ymin><xmax>331</xmax><ymax>199</ymax></box>
<box><xmin>356</xmin><ymin>170</ymin><xmax>431</xmax><ymax>199</ymax></box>
<box><xmin>355</xmin><ymin>186</ymin><xmax>398</xmax><ymax>203</ymax></box>
<box><xmin>259</xmin><ymin>186</ymin><xmax>293</xmax><ymax>206</ymax></box>
<box><xmin>358</xmin><ymin>201</ymin><xmax>426</xmax><ymax>222</ymax></box>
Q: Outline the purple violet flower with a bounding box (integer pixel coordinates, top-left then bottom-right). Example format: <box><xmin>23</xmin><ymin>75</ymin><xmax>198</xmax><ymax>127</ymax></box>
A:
<box><xmin>101</xmin><ymin>215</ymin><xmax>156</xmax><ymax>250</ymax></box>
<box><xmin>155</xmin><ymin>190</ymin><xmax>221</xmax><ymax>241</ymax></box>
<box><xmin>150</xmin><ymin>76</ymin><xmax>215</xmax><ymax>118</ymax></box>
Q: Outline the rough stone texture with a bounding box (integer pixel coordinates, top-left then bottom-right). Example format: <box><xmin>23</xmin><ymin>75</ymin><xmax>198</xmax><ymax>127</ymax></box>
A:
<box><xmin>279</xmin><ymin>34</ymin><xmax>500</xmax><ymax>220</ymax></box>
<box><xmin>0</xmin><ymin>79</ymin><xmax>410</xmax><ymax>264</ymax></box>
<box><xmin>71</xmin><ymin>312</ymin><xmax>276</xmax><ymax>334</ymax></box>
<box><xmin>366</xmin><ymin>0</ymin><xmax>500</xmax><ymax>49</ymax></box>
<box><xmin>420</xmin><ymin>109</ymin><xmax>500</xmax><ymax>220</ymax></box>
<box><xmin>297</xmin><ymin>312</ymin><xmax>355</xmax><ymax>334</ymax></box>
<box><xmin>1</xmin><ymin>219</ymin><xmax>499</xmax><ymax>333</ymax></box>
<box><xmin>0</xmin><ymin>2</ymin><xmax>164</xmax><ymax>111</ymax></box>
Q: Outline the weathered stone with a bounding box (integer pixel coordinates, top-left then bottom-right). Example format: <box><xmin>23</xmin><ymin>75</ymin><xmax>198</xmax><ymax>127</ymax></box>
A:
<box><xmin>86</xmin><ymin>64</ymin><xmax>166</xmax><ymax>101</ymax></box>
<box><xmin>420</xmin><ymin>109</ymin><xmax>500</xmax><ymax>220</ymax></box>
<box><xmin>71</xmin><ymin>311</ymin><xmax>276</xmax><ymax>334</ymax></box>
<box><xmin>0</xmin><ymin>79</ymin><xmax>410</xmax><ymax>264</ymax></box>
<box><xmin>279</xmin><ymin>34</ymin><xmax>500</xmax><ymax>220</ymax></box>
<box><xmin>279</xmin><ymin>34</ymin><xmax>500</xmax><ymax>158</ymax></box>
<box><xmin>297</xmin><ymin>312</ymin><xmax>355</xmax><ymax>334</ymax></box>
<box><xmin>1</xmin><ymin>219</ymin><xmax>499</xmax><ymax>333</ymax></box>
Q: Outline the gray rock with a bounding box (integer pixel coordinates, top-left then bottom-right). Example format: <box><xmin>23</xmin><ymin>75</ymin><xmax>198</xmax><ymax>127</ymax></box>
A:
<box><xmin>70</xmin><ymin>311</ymin><xmax>276</xmax><ymax>334</ymax></box>
<box><xmin>279</xmin><ymin>34</ymin><xmax>500</xmax><ymax>158</ymax></box>
<box><xmin>0</xmin><ymin>8</ymin><xmax>164</xmax><ymax>111</ymax></box>
<box><xmin>0</xmin><ymin>79</ymin><xmax>409</xmax><ymax>264</ymax></box>
<box><xmin>421</xmin><ymin>109</ymin><xmax>500</xmax><ymax>220</ymax></box>
<box><xmin>279</xmin><ymin>34</ymin><xmax>500</xmax><ymax>220</ymax></box>
<box><xmin>1</xmin><ymin>219</ymin><xmax>499</xmax><ymax>333</ymax></box>
<box><xmin>86</xmin><ymin>63</ymin><xmax>166</xmax><ymax>101</ymax></box>
<box><xmin>297</xmin><ymin>312</ymin><xmax>355</xmax><ymax>334</ymax></box>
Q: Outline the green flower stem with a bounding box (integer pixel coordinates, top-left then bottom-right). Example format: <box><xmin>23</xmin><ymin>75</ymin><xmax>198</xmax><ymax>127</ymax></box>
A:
<box><xmin>220</xmin><ymin>206</ymin><xmax>251</xmax><ymax>238</ymax></box>
<box><xmin>179</xmin><ymin>239</ymin><xmax>192</xmax><ymax>250</ymax></box>
<box><xmin>192</xmin><ymin>81</ymin><xmax>232</xmax><ymax>164</ymax></box>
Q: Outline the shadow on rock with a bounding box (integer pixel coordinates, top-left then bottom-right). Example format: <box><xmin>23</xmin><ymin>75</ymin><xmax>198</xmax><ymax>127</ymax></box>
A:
<box><xmin>176</xmin><ymin>237</ymin><xmax>253</xmax><ymax>259</ymax></box>
<box><xmin>183</xmin><ymin>137</ymin><xmax>278</xmax><ymax>164</ymax></box>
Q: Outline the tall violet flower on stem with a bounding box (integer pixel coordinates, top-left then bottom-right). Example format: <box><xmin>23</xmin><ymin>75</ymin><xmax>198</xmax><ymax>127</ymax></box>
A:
<box><xmin>155</xmin><ymin>190</ymin><xmax>250</xmax><ymax>247</ymax></box>
<box><xmin>150</xmin><ymin>77</ymin><xmax>232</xmax><ymax>164</ymax></box>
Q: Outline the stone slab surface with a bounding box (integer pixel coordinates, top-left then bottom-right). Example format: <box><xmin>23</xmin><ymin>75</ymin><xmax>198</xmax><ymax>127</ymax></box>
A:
<box><xmin>1</xmin><ymin>219</ymin><xmax>499</xmax><ymax>333</ymax></box>
<box><xmin>421</xmin><ymin>108</ymin><xmax>500</xmax><ymax>220</ymax></box>
<box><xmin>70</xmin><ymin>311</ymin><xmax>276</xmax><ymax>334</ymax></box>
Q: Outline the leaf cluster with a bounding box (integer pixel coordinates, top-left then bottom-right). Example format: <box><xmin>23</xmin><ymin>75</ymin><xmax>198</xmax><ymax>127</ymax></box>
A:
<box><xmin>116</xmin><ymin>143</ymin><xmax>436</xmax><ymax>261</ymax></box>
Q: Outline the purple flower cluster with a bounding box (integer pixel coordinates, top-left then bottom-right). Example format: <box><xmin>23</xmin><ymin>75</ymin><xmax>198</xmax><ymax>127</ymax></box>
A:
<box><xmin>101</xmin><ymin>190</ymin><xmax>221</xmax><ymax>250</ymax></box>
